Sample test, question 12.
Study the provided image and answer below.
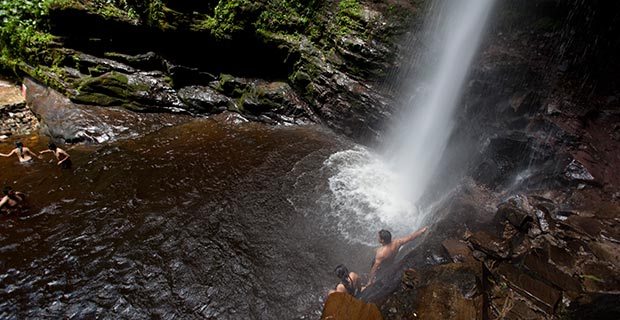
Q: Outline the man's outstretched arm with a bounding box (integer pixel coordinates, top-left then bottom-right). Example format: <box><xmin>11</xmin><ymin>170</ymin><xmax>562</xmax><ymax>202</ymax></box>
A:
<box><xmin>394</xmin><ymin>226</ymin><xmax>429</xmax><ymax>248</ymax></box>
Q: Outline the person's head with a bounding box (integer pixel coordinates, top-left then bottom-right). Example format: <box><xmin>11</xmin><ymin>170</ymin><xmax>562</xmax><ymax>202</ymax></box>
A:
<box><xmin>3</xmin><ymin>186</ymin><xmax>13</xmax><ymax>196</ymax></box>
<box><xmin>15</xmin><ymin>141</ymin><xmax>23</xmax><ymax>155</ymax></box>
<box><xmin>334</xmin><ymin>264</ymin><xmax>349</xmax><ymax>279</ymax></box>
<box><xmin>379</xmin><ymin>229</ymin><xmax>392</xmax><ymax>244</ymax></box>
<box><xmin>48</xmin><ymin>143</ymin><xmax>57</xmax><ymax>151</ymax></box>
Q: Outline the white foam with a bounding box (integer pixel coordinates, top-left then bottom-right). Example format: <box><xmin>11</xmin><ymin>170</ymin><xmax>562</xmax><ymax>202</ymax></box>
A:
<box><xmin>323</xmin><ymin>147</ymin><xmax>423</xmax><ymax>245</ymax></box>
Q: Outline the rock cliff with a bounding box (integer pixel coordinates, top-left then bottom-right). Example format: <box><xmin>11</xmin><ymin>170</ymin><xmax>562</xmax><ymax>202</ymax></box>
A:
<box><xmin>1</xmin><ymin>0</ymin><xmax>620</xmax><ymax>319</ymax></box>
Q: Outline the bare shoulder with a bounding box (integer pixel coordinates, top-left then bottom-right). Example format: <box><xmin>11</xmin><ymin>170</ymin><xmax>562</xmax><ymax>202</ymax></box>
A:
<box><xmin>335</xmin><ymin>283</ymin><xmax>347</xmax><ymax>293</ymax></box>
<box><xmin>392</xmin><ymin>237</ymin><xmax>407</xmax><ymax>248</ymax></box>
<box><xmin>375</xmin><ymin>246</ymin><xmax>390</xmax><ymax>260</ymax></box>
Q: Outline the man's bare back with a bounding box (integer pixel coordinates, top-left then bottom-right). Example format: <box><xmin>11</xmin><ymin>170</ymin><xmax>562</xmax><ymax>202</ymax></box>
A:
<box><xmin>366</xmin><ymin>226</ymin><xmax>429</xmax><ymax>287</ymax></box>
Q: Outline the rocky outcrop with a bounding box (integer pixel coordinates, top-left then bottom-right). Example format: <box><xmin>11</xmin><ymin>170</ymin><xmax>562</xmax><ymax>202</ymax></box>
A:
<box><xmin>381</xmin><ymin>259</ymin><xmax>485</xmax><ymax>320</ymax></box>
<box><xmin>0</xmin><ymin>79</ymin><xmax>39</xmax><ymax>138</ymax></box>
<box><xmin>379</xmin><ymin>191</ymin><xmax>620</xmax><ymax>319</ymax></box>
<box><xmin>23</xmin><ymin>77</ymin><xmax>192</xmax><ymax>143</ymax></box>
<box><xmin>321</xmin><ymin>292</ymin><xmax>382</xmax><ymax>320</ymax></box>
<box><xmin>1</xmin><ymin>0</ymin><xmax>425</xmax><ymax>142</ymax></box>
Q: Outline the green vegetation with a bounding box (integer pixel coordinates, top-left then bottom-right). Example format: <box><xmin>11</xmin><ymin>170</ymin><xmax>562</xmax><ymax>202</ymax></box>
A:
<box><xmin>191</xmin><ymin>0</ymin><xmax>255</xmax><ymax>38</ymax></box>
<box><xmin>0</xmin><ymin>0</ymin><xmax>372</xmax><ymax>73</ymax></box>
<box><xmin>255</xmin><ymin>0</ymin><xmax>324</xmax><ymax>41</ymax></box>
<box><xmin>579</xmin><ymin>274</ymin><xmax>605</xmax><ymax>283</ymax></box>
<box><xmin>334</xmin><ymin>0</ymin><xmax>362</xmax><ymax>36</ymax></box>
<box><xmin>0</xmin><ymin>0</ymin><xmax>137</xmax><ymax>75</ymax></box>
<box><xmin>0</xmin><ymin>0</ymin><xmax>54</xmax><ymax>72</ymax></box>
<box><xmin>1</xmin><ymin>0</ymin><xmax>413</xmax><ymax>106</ymax></box>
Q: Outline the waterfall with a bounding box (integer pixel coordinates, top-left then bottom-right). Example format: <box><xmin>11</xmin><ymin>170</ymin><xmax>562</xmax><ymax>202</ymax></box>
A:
<box><xmin>324</xmin><ymin>0</ymin><xmax>494</xmax><ymax>243</ymax></box>
<box><xmin>384</xmin><ymin>0</ymin><xmax>495</xmax><ymax>205</ymax></box>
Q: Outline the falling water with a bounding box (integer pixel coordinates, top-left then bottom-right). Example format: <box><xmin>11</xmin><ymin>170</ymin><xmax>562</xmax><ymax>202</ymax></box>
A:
<box><xmin>324</xmin><ymin>0</ymin><xmax>494</xmax><ymax>242</ymax></box>
<box><xmin>384</xmin><ymin>0</ymin><xmax>495</xmax><ymax>205</ymax></box>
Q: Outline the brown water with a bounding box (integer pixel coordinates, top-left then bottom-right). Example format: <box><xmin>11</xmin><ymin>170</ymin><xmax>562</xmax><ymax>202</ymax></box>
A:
<box><xmin>0</xmin><ymin>118</ymin><xmax>374</xmax><ymax>319</ymax></box>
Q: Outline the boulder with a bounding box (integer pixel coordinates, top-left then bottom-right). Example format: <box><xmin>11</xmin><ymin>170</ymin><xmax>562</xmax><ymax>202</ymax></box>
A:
<box><xmin>320</xmin><ymin>292</ymin><xmax>382</xmax><ymax>320</ymax></box>
<box><xmin>381</xmin><ymin>261</ymin><xmax>484</xmax><ymax>320</ymax></box>
<box><xmin>467</xmin><ymin>231</ymin><xmax>511</xmax><ymax>259</ymax></box>
<box><xmin>497</xmin><ymin>263</ymin><xmax>561</xmax><ymax>315</ymax></box>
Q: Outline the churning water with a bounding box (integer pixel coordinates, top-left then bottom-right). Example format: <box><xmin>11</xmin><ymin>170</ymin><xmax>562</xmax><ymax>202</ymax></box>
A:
<box><xmin>324</xmin><ymin>0</ymin><xmax>495</xmax><ymax>239</ymax></box>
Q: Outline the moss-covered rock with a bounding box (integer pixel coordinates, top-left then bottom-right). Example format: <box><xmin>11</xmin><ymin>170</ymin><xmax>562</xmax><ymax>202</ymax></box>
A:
<box><xmin>1</xmin><ymin>0</ymin><xmax>428</xmax><ymax>139</ymax></box>
<box><xmin>71</xmin><ymin>71</ymin><xmax>177</xmax><ymax>112</ymax></box>
<box><xmin>74</xmin><ymin>72</ymin><xmax>132</xmax><ymax>105</ymax></box>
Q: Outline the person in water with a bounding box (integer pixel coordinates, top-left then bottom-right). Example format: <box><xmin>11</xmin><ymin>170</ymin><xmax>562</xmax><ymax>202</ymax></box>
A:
<box><xmin>365</xmin><ymin>226</ymin><xmax>429</xmax><ymax>288</ymax></box>
<box><xmin>40</xmin><ymin>143</ymin><xmax>71</xmax><ymax>169</ymax></box>
<box><xmin>0</xmin><ymin>141</ymin><xmax>40</xmax><ymax>163</ymax></box>
<box><xmin>328</xmin><ymin>264</ymin><xmax>362</xmax><ymax>297</ymax></box>
<box><xmin>0</xmin><ymin>186</ymin><xmax>26</xmax><ymax>213</ymax></box>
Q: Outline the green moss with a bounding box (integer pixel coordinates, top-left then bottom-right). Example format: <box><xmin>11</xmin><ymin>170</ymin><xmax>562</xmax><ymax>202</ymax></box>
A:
<box><xmin>303</xmin><ymin>82</ymin><xmax>315</xmax><ymax>100</ymax></box>
<box><xmin>579</xmin><ymin>274</ymin><xmax>605</xmax><ymax>283</ymax></box>
<box><xmin>73</xmin><ymin>72</ymin><xmax>151</xmax><ymax>108</ymax></box>
<box><xmin>77</xmin><ymin>72</ymin><xmax>128</xmax><ymax>98</ymax></box>
<box><xmin>334</xmin><ymin>0</ymin><xmax>362</xmax><ymax>36</ymax></box>
<box><xmin>72</xmin><ymin>91</ymin><xmax>127</xmax><ymax>106</ymax></box>
<box><xmin>217</xmin><ymin>73</ymin><xmax>251</xmax><ymax>96</ymax></box>
<box><xmin>22</xmin><ymin>64</ymin><xmax>64</xmax><ymax>92</ymax></box>
<box><xmin>232</xmin><ymin>88</ymin><xmax>246</xmax><ymax>98</ymax></box>
<box><xmin>163</xmin><ymin>76</ymin><xmax>174</xmax><ymax>87</ymax></box>
<box><xmin>87</xmin><ymin>64</ymin><xmax>110</xmax><ymax>76</ymax></box>
<box><xmin>192</xmin><ymin>0</ymin><xmax>257</xmax><ymax>39</ymax></box>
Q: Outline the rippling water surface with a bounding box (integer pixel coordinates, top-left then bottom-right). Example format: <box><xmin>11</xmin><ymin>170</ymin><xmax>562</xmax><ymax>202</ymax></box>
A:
<box><xmin>0</xmin><ymin>117</ymin><xmax>379</xmax><ymax>319</ymax></box>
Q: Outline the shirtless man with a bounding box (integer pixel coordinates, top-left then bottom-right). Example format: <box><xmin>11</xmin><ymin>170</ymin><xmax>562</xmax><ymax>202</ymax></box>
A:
<box><xmin>0</xmin><ymin>141</ymin><xmax>40</xmax><ymax>163</ymax></box>
<box><xmin>40</xmin><ymin>143</ymin><xmax>71</xmax><ymax>169</ymax></box>
<box><xmin>366</xmin><ymin>226</ymin><xmax>429</xmax><ymax>287</ymax></box>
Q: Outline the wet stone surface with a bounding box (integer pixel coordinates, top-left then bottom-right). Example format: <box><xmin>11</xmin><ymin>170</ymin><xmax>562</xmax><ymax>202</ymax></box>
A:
<box><xmin>0</xmin><ymin>79</ymin><xmax>39</xmax><ymax>138</ymax></box>
<box><xmin>379</xmin><ymin>188</ymin><xmax>620</xmax><ymax>320</ymax></box>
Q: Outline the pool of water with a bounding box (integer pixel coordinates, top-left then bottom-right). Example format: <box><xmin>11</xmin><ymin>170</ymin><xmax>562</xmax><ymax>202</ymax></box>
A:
<box><xmin>0</xmin><ymin>117</ymin><xmax>376</xmax><ymax>319</ymax></box>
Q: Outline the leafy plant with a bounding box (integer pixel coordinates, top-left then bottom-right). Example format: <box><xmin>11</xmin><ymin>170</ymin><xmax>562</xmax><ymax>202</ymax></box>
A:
<box><xmin>0</xmin><ymin>0</ymin><xmax>57</xmax><ymax>72</ymax></box>
<box><xmin>334</xmin><ymin>0</ymin><xmax>362</xmax><ymax>37</ymax></box>
<box><xmin>192</xmin><ymin>0</ymin><xmax>255</xmax><ymax>39</ymax></box>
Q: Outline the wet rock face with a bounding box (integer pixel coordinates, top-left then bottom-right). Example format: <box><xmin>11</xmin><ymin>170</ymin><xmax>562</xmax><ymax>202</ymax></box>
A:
<box><xmin>17</xmin><ymin>0</ymin><xmax>424</xmax><ymax>142</ymax></box>
<box><xmin>486</xmin><ymin>196</ymin><xmax>619</xmax><ymax>317</ymax></box>
<box><xmin>395</xmin><ymin>5</ymin><xmax>620</xmax><ymax>317</ymax></box>
<box><xmin>50</xmin><ymin>51</ymin><xmax>318</xmax><ymax>126</ymax></box>
<box><xmin>444</xmin><ymin>1</ymin><xmax>620</xmax><ymax>201</ymax></box>
<box><xmin>380</xmin><ymin>259</ymin><xmax>484</xmax><ymax>320</ymax></box>
<box><xmin>24</xmin><ymin>78</ymin><xmax>192</xmax><ymax>144</ymax></box>
<box><xmin>381</xmin><ymin>191</ymin><xmax>620</xmax><ymax>320</ymax></box>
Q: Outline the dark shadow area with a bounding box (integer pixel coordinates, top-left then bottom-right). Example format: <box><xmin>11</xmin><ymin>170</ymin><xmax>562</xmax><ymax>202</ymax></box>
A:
<box><xmin>48</xmin><ymin>8</ymin><xmax>296</xmax><ymax>81</ymax></box>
